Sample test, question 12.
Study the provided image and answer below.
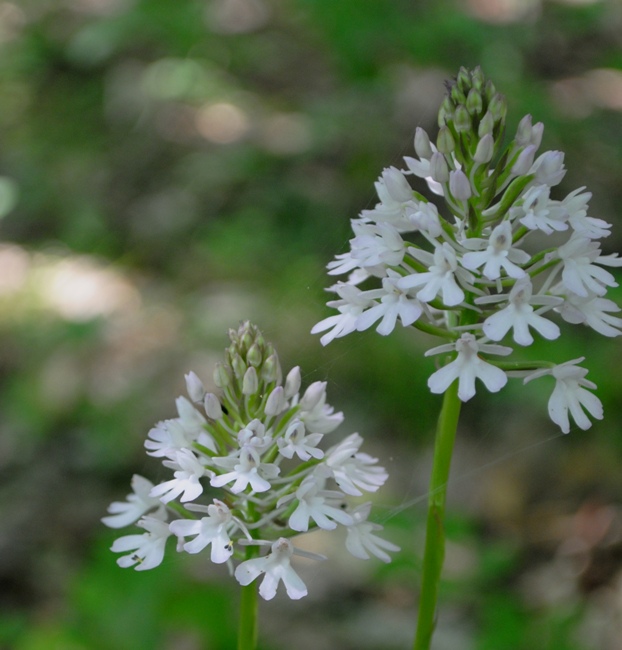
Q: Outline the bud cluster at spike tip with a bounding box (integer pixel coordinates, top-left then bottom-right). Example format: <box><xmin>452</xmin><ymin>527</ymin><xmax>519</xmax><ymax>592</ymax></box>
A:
<box><xmin>103</xmin><ymin>322</ymin><xmax>398</xmax><ymax>600</ymax></box>
<box><xmin>312</xmin><ymin>67</ymin><xmax>622</xmax><ymax>434</ymax></box>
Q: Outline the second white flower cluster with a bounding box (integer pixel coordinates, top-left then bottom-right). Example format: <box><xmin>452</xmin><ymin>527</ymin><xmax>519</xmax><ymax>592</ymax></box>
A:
<box><xmin>103</xmin><ymin>322</ymin><xmax>398</xmax><ymax>600</ymax></box>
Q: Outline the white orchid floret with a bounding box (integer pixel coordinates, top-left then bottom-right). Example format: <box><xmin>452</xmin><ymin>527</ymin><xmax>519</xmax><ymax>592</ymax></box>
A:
<box><xmin>477</xmin><ymin>277</ymin><xmax>561</xmax><ymax>346</ymax></box>
<box><xmin>524</xmin><ymin>358</ymin><xmax>603</xmax><ymax>433</ymax></box>
<box><xmin>102</xmin><ymin>474</ymin><xmax>166</xmax><ymax>528</ymax></box>
<box><xmin>345</xmin><ymin>502</ymin><xmax>400</xmax><ymax>563</ymax></box>
<box><xmin>529</xmin><ymin>150</ymin><xmax>566</xmax><ymax>186</ymax></box>
<box><xmin>348</xmin><ymin>221</ymin><xmax>406</xmax><ymax>268</ymax></box>
<box><xmin>185</xmin><ymin>371</ymin><xmax>205</xmax><ymax>403</ymax></box>
<box><xmin>237</xmin><ymin>419</ymin><xmax>272</xmax><ymax>454</ymax></box>
<box><xmin>311</xmin><ymin>282</ymin><xmax>375</xmax><ymax>346</ymax></box>
<box><xmin>403</xmin><ymin>201</ymin><xmax>443</xmax><ymax>237</ymax></box>
<box><xmin>145</xmin><ymin>419</ymin><xmax>195</xmax><ymax>457</ymax></box>
<box><xmin>554</xmin><ymin>292</ymin><xmax>622</xmax><ymax>337</ymax></box>
<box><xmin>211</xmin><ymin>447</ymin><xmax>279</xmax><ymax>494</ymax></box>
<box><xmin>557</xmin><ymin>236</ymin><xmax>618</xmax><ymax>297</ymax></box>
<box><xmin>169</xmin><ymin>499</ymin><xmax>234</xmax><ymax>563</ymax></box>
<box><xmin>426</xmin><ymin>333</ymin><xmax>512</xmax><ymax>402</ymax></box>
<box><xmin>110</xmin><ymin>515</ymin><xmax>172</xmax><ymax>571</ymax></box>
<box><xmin>399</xmin><ymin>243</ymin><xmax>476</xmax><ymax>307</ymax></box>
<box><xmin>360</xmin><ymin>167</ymin><xmax>419</xmax><ymax>230</ymax></box>
<box><xmin>284</xmin><ymin>478</ymin><xmax>353</xmax><ymax>532</ymax></box>
<box><xmin>515</xmin><ymin>114</ymin><xmax>544</xmax><ymax>149</ymax></box>
<box><xmin>356</xmin><ymin>270</ymin><xmax>423</xmax><ymax>336</ymax></box>
<box><xmin>326</xmin><ymin>249</ymin><xmax>362</xmax><ymax>277</ymax></box>
<box><xmin>234</xmin><ymin>537</ymin><xmax>308</xmax><ymax>601</ymax></box>
<box><xmin>150</xmin><ymin>448</ymin><xmax>208</xmax><ymax>503</ymax></box>
<box><xmin>511</xmin><ymin>184</ymin><xmax>568</xmax><ymax>235</ymax></box>
<box><xmin>297</xmin><ymin>381</ymin><xmax>344</xmax><ymax>434</ymax></box>
<box><xmin>558</xmin><ymin>187</ymin><xmax>609</xmax><ymax>240</ymax></box>
<box><xmin>277</xmin><ymin>419</ymin><xmax>324</xmax><ymax>461</ymax></box>
<box><xmin>461</xmin><ymin>221</ymin><xmax>530</xmax><ymax>280</ymax></box>
<box><xmin>511</xmin><ymin>144</ymin><xmax>537</xmax><ymax>176</ymax></box>
<box><xmin>325</xmin><ymin>433</ymin><xmax>388</xmax><ymax>496</ymax></box>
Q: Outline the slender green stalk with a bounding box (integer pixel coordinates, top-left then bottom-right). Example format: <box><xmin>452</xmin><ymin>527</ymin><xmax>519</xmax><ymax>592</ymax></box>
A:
<box><xmin>238</xmin><ymin>547</ymin><xmax>259</xmax><ymax>650</ymax></box>
<box><xmin>413</xmin><ymin>379</ymin><xmax>462</xmax><ymax>650</ymax></box>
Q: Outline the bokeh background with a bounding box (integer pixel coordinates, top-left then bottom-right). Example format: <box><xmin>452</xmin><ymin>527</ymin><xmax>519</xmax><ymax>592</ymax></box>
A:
<box><xmin>1</xmin><ymin>0</ymin><xmax>622</xmax><ymax>648</ymax></box>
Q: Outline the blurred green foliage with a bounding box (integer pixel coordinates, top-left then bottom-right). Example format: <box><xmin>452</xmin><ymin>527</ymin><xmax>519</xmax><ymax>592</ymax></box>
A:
<box><xmin>1</xmin><ymin>0</ymin><xmax>622</xmax><ymax>648</ymax></box>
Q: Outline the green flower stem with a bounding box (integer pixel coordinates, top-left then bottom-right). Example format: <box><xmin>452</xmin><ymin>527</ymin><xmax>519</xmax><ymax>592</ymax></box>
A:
<box><xmin>413</xmin><ymin>378</ymin><xmax>462</xmax><ymax>650</ymax></box>
<box><xmin>238</xmin><ymin>545</ymin><xmax>259</xmax><ymax>650</ymax></box>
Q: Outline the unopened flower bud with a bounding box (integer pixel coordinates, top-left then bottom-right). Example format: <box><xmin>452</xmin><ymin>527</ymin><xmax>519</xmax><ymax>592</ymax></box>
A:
<box><xmin>531</xmin><ymin>150</ymin><xmax>566</xmax><ymax>186</ymax></box>
<box><xmin>284</xmin><ymin>366</ymin><xmax>301</xmax><ymax>398</ymax></box>
<box><xmin>436</xmin><ymin>126</ymin><xmax>455</xmax><ymax>154</ymax></box>
<box><xmin>185</xmin><ymin>371</ymin><xmax>205</xmax><ymax>403</ymax></box>
<box><xmin>478</xmin><ymin>111</ymin><xmax>494</xmax><ymax>137</ymax></box>
<box><xmin>382</xmin><ymin>167</ymin><xmax>413</xmax><ymax>203</ymax></box>
<box><xmin>213</xmin><ymin>362</ymin><xmax>231</xmax><ymax>388</ymax></box>
<box><xmin>240</xmin><ymin>329</ymin><xmax>254</xmax><ymax>355</ymax></box>
<box><xmin>438</xmin><ymin>96</ymin><xmax>453</xmax><ymax>126</ymax></box>
<box><xmin>300</xmin><ymin>381</ymin><xmax>326</xmax><ymax>411</ymax></box>
<box><xmin>466</xmin><ymin>88</ymin><xmax>482</xmax><ymax>116</ymax></box>
<box><xmin>450</xmin><ymin>84</ymin><xmax>467</xmax><ymax>106</ymax></box>
<box><xmin>512</xmin><ymin>144</ymin><xmax>536</xmax><ymax>175</ymax></box>
<box><xmin>474</xmin><ymin>133</ymin><xmax>494</xmax><ymax>163</ymax></box>
<box><xmin>471</xmin><ymin>66</ymin><xmax>485</xmax><ymax>92</ymax></box>
<box><xmin>232</xmin><ymin>353</ymin><xmax>246</xmax><ymax>380</ymax></box>
<box><xmin>453</xmin><ymin>105</ymin><xmax>471</xmax><ymax>133</ymax></box>
<box><xmin>265</xmin><ymin>386</ymin><xmax>286</xmax><ymax>416</ymax></box>
<box><xmin>414</xmin><ymin>127</ymin><xmax>433</xmax><ymax>160</ymax></box>
<box><xmin>430</xmin><ymin>152</ymin><xmax>449</xmax><ymax>183</ymax></box>
<box><xmin>247</xmin><ymin>343</ymin><xmax>262</xmax><ymax>368</ymax></box>
<box><xmin>484</xmin><ymin>79</ymin><xmax>497</xmax><ymax>102</ymax></box>
<box><xmin>261</xmin><ymin>353</ymin><xmax>281</xmax><ymax>383</ymax></box>
<box><xmin>530</xmin><ymin>122</ymin><xmax>544</xmax><ymax>149</ymax></box>
<box><xmin>242</xmin><ymin>366</ymin><xmax>259</xmax><ymax>395</ymax></box>
<box><xmin>488</xmin><ymin>93</ymin><xmax>507</xmax><ymax>123</ymax></box>
<box><xmin>204</xmin><ymin>392</ymin><xmax>224</xmax><ymax>419</ymax></box>
<box><xmin>449</xmin><ymin>169</ymin><xmax>472</xmax><ymax>201</ymax></box>
<box><xmin>456</xmin><ymin>67</ymin><xmax>471</xmax><ymax>93</ymax></box>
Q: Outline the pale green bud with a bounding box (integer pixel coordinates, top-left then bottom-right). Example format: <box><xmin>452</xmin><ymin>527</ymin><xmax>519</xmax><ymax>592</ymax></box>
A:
<box><xmin>231</xmin><ymin>353</ymin><xmax>246</xmax><ymax>380</ymax></box>
<box><xmin>453</xmin><ymin>105</ymin><xmax>471</xmax><ymax>133</ymax></box>
<box><xmin>261</xmin><ymin>353</ymin><xmax>281</xmax><ymax>384</ymax></box>
<box><xmin>449</xmin><ymin>169</ymin><xmax>472</xmax><ymax>201</ymax></box>
<box><xmin>488</xmin><ymin>93</ymin><xmax>507</xmax><ymax>123</ymax></box>
<box><xmin>471</xmin><ymin>66</ymin><xmax>485</xmax><ymax>92</ymax></box>
<box><xmin>430</xmin><ymin>152</ymin><xmax>449</xmax><ymax>183</ymax></box>
<box><xmin>213</xmin><ymin>362</ymin><xmax>231</xmax><ymax>389</ymax></box>
<box><xmin>474</xmin><ymin>133</ymin><xmax>494</xmax><ymax>163</ymax></box>
<box><xmin>478</xmin><ymin>111</ymin><xmax>494</xmax><ymax>137</ymax></box>
<box><xmin>437</xmin><ymin>126</ymin><xmax>455</xmax><ymax>154</ymax></box>
<box><xmin>247</xmin><ymin>342</ymin><xmax>262</xmax><ymax>368</ymax></box>
<box><xmin>466</xmin><ymin>88</ymin><xmax>483</xmax><ymax>116</ymax></box>
<box><xmin>242</xmin><ymin>366</ymin><xmax>259</xmax><ymax>395</ymax></box>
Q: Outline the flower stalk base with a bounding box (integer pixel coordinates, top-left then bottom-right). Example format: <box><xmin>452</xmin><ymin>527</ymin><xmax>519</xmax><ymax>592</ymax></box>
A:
<box><xmin>413</xmin><ymin>379</ymin><xmax>461</xmax><ymax>650</ymax></box>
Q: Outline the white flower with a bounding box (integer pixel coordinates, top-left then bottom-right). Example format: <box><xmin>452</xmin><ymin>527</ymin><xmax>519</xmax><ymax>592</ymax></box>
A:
<box><xmin>360</xmin><ymin>167</ymin><xmax>418</xmax><ymax>230</ymax></box>
<box><xmin>555</xmin><ymin>293</ymin><xmax>622</xmax><ymax>337</ymax></box>
<box><xmin>461</xmin><ymin>221</ymin><xmax>530</xmax><ymax>280</ymax></box>
<box><xmin>184</xmin><ymin>371</ymin><xmax>205</xmax><ymax>403</ymax></box>
<box><xmin>237</xmin><ymin>419</ymin><xmax>272</xmax><ymax>454</ymax></box>
<box><xmin>145</xmin><ymin>419</ymin><xmax>195</xmax><ymax>457</ymax></box>
<box><xmin>297</xmin><ymin>381</ymin><xmax>344</xmax><ymax>434</ymax></box>
<box><xmin>211</xmin><ymin>447</ymin><xmax>279</xmax><ymax>494</ymax></box>
<box><xmin>529</xmin><ymin>150</ymin><xmax>566</xmax><ymax>186</ymax></box>
<box><xmin>102</xmin><ymin>474</ymin><xmax>165</xmax><ymax>528</ymax></box>
<box><xmin>325</xmin><ymin>433</ymin><xmax>388</xmax><ymax>496</ymax></box>
<box><xmin>349</xmin><ymin>221</ymin><xmax>406</xmax><ymax>268</ymax></box>
<box><xmin>403</xmin><ymin>201</ymin><xmax>443</xmax><ymax>237</ymax></box>
<box><xmin>169</xmin><ymin>500</ymin><xmax>234</xmax><ymax>563</ymax></box>
<box><xmin>524</xmin><ymin>358</ymin><xmax>603</xmax><ymax>433</ymax></box>
<box><xmin>311</xmin><ymin>283</ymin><xmax>374</xmax><ymax>346</ymax></box>
<box><xmin>345</xmin><ymin>503</ymin><xmax>400</xmax><ymax>563</ymax></box>
<box><xmin>234</xmin><ymin>538</ymin><xmax>308</xmax><ymax>601</ymax></box>
<box><xmin>285</xmin><ymin>479</ymin><xmax>353</xmax><ymax>532</ymax></box>
<box><xmin>399</xmin><ymin>242</ymin><xmax>475</xmax><ymax>306</ymax></box>
<box><xmin>110</xmin><ymin>515</ymin><xmax>172</xmax><ymax>571</ymax></box>
<box><xmin>511</xmin><ymin>185</ymin><xmax>568</xmax><ymax>235</ymax></box>
<box><xmin>557</xmin><ymin>236</ymin><xmax>618</xmax><ymax>297</ymax></box>
<box><xmin>426</xmin><ymin>333</ymin><xmax>511</xmax><ymax>402</ymax></box>
<box><xmin>150</xmin><ymin>448</ymin><xmax>207</xmax><ymax>503</ymax></box>
<box><xmin>561</xmin><ymin>187</ymin><xmax>610</xmax><ymax>239</ymax></box>
<box><xmin>478</xmin><ymin>277</ymin><xmax>561</xmax><ymax>346</ymax></box>
<box><xmin>356</xmin><ymin>271</ymin><xmax>423</xmax><ymax>335</ymax></box>
<box><xmin>277</xmin><ymin>420</ymin><xmax>324</xmax><ymax>461</ymax></box>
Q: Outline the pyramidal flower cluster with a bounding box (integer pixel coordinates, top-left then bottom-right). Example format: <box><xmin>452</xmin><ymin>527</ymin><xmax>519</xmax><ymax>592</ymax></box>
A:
<box><xmin>103</xmin><ymin>322</ymin><xmax>397</xmax><ymax>600</ymax></box>
<box><xmin>313</xmin><ymin>67</ymin><xmax>622</xmax><ymax>434</ymax></box>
